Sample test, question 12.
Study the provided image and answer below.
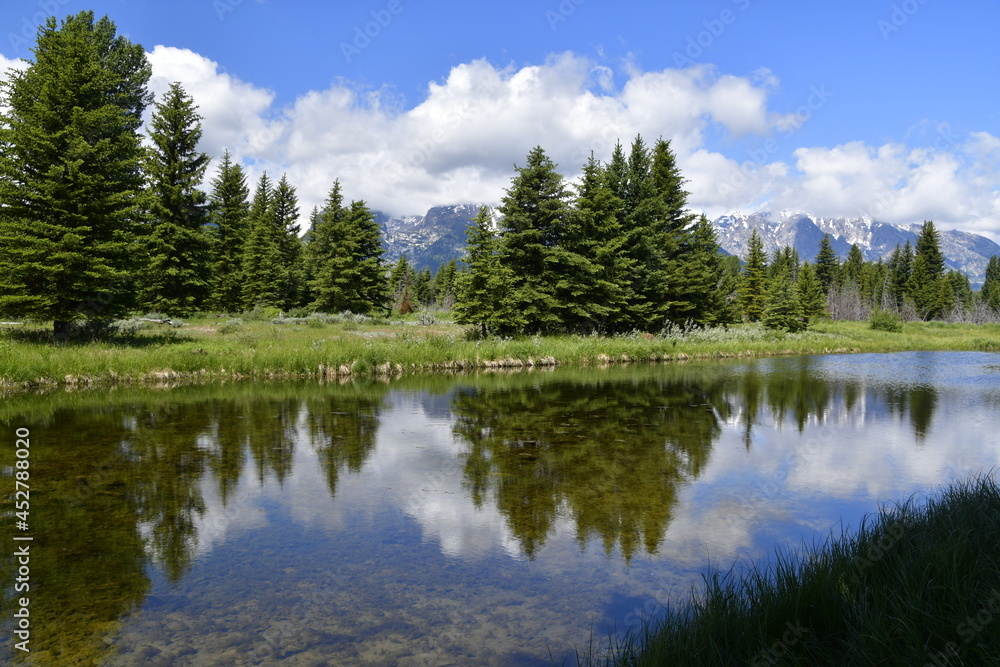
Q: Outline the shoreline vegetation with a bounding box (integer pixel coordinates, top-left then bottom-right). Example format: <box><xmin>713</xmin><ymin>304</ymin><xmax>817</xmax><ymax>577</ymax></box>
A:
<box><xmin>1</xmin><ymin>311</ymin><xmax>999</xmax><ymax>393</ymax></box>
<box><xmin>592</xmin><ymin>475</ymin><xmax>1000</xmax><ymax>666</ymax></box>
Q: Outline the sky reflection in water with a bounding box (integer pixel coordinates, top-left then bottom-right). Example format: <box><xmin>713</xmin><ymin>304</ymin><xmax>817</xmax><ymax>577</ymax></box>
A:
<box><xmin>1</xmin><ymin>351</ymin><xmax>999</xmax><ymax>665</ymax></box>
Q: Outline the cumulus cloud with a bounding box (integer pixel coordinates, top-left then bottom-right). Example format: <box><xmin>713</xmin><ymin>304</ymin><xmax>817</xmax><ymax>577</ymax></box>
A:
<box><xmin>767</xmin><ymin>136</ymin><xmax>1000</xmax><ymax>238</ymax></box>
<box><xmin>4</xmin><ymin>43</ymin><xmax>988</xmax><ymax>236</ymax></box>
<box><xmin>145</xmin><ymin>48</ymin><xmax>794</xmax><ymax>220</ymax></box>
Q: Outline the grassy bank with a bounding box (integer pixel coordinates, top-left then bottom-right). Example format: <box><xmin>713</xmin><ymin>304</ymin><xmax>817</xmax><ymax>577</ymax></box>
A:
<box><xmin>595</xmin><ymin>475</ymin><xmax>1000</xmax><ymax>666</ymax></box>
<box><xmin>1</xmin><ymin>312</ymin><xmax>999</xmax><ymax>392</ymax></box>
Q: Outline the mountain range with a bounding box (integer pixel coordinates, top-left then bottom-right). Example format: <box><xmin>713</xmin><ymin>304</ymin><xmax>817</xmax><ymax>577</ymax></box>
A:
<box><xmin>377</xmin><ymin>207</ymin><xmax>1000</xmax><ymax>286</ymax></box>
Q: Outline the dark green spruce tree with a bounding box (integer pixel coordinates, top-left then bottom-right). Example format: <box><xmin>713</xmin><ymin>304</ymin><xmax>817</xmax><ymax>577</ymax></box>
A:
<box><xmin>139</xmin><ymin>82</ymin><xmax>212</xmax><ymax>315</ymax></box>
<box><xmin>796</xmin><ymin>261</ymin><xmax>826</xmax><ymax>323</ymax></box>
<box><xmin>307</xmin><ymin>189</ymin><xmax>386</xmax><ymax>314</ymax></box>
<box><xmin>498</xmin><ymin>146</ymin><xmax>577</xmax><ymax>333</ymax></box>
<box><xmin>739</xmin><ymin>229</ymin><xmax>768</xmax><ymax>322</ymax></box>
<box><xmin>0</xmin><ymin>12</ymin><xmax>152</xmax><ymax>337</ymax></box>
<box><xmin>650</xmin><ymin>138</ymin><xmax>704</xmax><ymax>328</ymax></box>
<box><xmin>241</xmin><ymin>173</ymin><xmax>283</xmax><ymax>309</ymax></box>
<box><xmin>270</xmin><ymin>174</ymin><xmax>303</xmax><ymax>310</ymax></box>
<box><xmin>206</xmin><ymin>150</ymin><xmax>250</xmax><ymax>313</ymax></box>
<box><xmin>763</xmin><ymin>264</ymin><xmax>805</xmax><ymax>332</ymax></box>
<box><xmin>305</xmin><ymin>181</ymin><xmax>346</xmax><ymax>312</ymax></box>
<box><xmin>887</xmin><ymin>241</ymin><xmax>914</xmax><ymax>310</ymax></box>
<box><xmin>909</xmin><ymin>221</ymin><xmax>948</xmax><ymax>319</ymax></box>
<box><xmin>814</xmin><ymin>234</ymin><xmax>839</xmax><ymax>294</ymax></box>
<box><xmin>453</xmin><ymin>206</ymin><xmax>523</xmax><ymax>336</ymax></box>
<box><xmin>571</xmin><ymin>153</ymin><xmax>631</xmax><ymax>332</ymax></box>
<box><xmin>980</xmin><ymin>256</ymin><xmax>1000</xmax><ymax>312</ymax></box>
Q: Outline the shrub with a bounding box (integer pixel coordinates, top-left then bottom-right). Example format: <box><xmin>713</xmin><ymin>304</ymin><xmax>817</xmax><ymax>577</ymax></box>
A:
<box><xmin>418</xmin><ymin>311</ymin><xmax>438</xmax><ymax>326</ymax></box>
<box><xmin>870</xmin><ymin>309</ymin><xmax>903</xmax><ymax>333</ymax></box>
<box><xmin>218</xmin><ymin>318</ymin><xmax>243</xmax><ymax>334</ymax></box>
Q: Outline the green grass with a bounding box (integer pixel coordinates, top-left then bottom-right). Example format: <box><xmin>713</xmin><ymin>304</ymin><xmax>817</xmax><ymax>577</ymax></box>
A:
<box><xmin>588</xmin><ymin>474</ymin><xmax>1000</xmax><ymax>666</ymax></box>
<box><xmin>0</xmin><ymin>314</ymin><xmax>998</xmax><ymax>391</ymax></box>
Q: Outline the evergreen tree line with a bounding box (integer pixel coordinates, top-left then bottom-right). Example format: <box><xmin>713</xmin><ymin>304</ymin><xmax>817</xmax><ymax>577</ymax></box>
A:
<box><xmin>453</xmin><ymin>138</ymin><xmax>732</xmax><ymax>335</ymax></box>
<box><xmin>451</xmin><ymin>138</ymin><xmax>1000</xmax><ymax>334</ymax></box>
<box><xmin>0</xmin><ymin>12</ymin><xmax>392</xmax><ymax>333</ymax></box>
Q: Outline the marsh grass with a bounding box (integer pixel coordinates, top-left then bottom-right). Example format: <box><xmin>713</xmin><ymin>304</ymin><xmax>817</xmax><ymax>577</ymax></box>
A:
<box><xmin>1</xmin><ymin>316</ymin><xmax>998</xmax><ymax>390</ymax></box>
<box><xmin>588</xmin><ymin>475</ymin><xmax>1000</xmax><ymax>666</ymax></box>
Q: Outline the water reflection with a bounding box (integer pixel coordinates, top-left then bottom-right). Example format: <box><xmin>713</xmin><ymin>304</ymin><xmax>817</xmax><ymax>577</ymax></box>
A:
<box><xmin>452</xmin><ymin>371</ymin><xmax>726</xmax><ymax>560</ymax></box>
<box><xmin>0</xmin><ymin>353</ymin><xmax>997</xmax><ymax>664</ymax></box>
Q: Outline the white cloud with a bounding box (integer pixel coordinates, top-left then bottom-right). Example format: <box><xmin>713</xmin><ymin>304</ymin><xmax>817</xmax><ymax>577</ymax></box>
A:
<box><xmin>765</xmin><ymin>138</ymin><xmax>1000</xmax><ymax>239</ymax></box>
<box><xmin>135</xmin><ymin>46</ymin><xmax>998</xmax><ymax>239</ymax></box>
<box><xmin>146</xmin><ymin>46</ymin><xmax>278</xmax><ymax>165</ymax></box>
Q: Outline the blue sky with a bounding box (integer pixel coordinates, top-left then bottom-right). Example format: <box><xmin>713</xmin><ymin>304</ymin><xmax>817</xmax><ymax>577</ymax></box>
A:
<box><xmin>2</xmin><ymin>0</ymin><xmax>999</xmax><ymax>238</ymax></box>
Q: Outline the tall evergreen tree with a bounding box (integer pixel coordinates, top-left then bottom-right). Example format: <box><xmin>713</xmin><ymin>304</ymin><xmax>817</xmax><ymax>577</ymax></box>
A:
<box><xmin>915</xmin><ymin>220</ymin><xmax>946</xmax><ymax>278</ymax></box>
<box><xmin>241</xmin><ymin>173</ymin><xmax>283</xmax><ymax>309</ymax></box>
<box><xmin>270</xmin><ymin>174</ymin><xmax>303</xmax><ymax>309</ymax></box>
<box><xmin>762</xmin><ymin>264</ymin><xmax>805</xmax><ymax>332</ymax></box>
<box><xmin>841</xmin><ymin>244</ymin><xmax>865</xmax><ymax>287</ymax></box>
<box><xmin>571</xmin><ymin>153</ymin><xmax>631</xmax><ymax>332</ymax></box>
<box><xmin>498</xmin><ymin>146</ymin><xmax>575</xmax><ymax>333</ymax></box>
<box><xmin>308</xmin><ymin>193</ymin><xmax>386</xmax><ymax>314</ymax></box>
<box><xmin>206</xmin><ymin>150</ymin><xmax>250</xmax><ymax>312</ymax></box>
<box><xmin>306</xmin><ymin>180</ymin><xmax>346</xmax><ymax>312</ymax></box>
<box><xmin>434</xmin><ymin>259</ymin><xmax>459</xmax><ymax>308</ymax></box>
<box><xmin>814</xmin><ymin>234</ymin><xmax>839</xmax><ymax>293</ymax></box>
<box><xmin>887</xmin><ymin>241</ymin><xmax>914</xmax><ymax>310</ymax></box>
<box><xmin>139</xmin><ymin>82</ymin><xmax>212</xmax><ymax>315</ymax></box>
<box><xmin>453</xmin><ymin>206</ymin><xmax>523</xmax><ymax>336</ymax></box>
<box><xmin>980</xmin><ymin>256</ymin><xmax>1000</xmax><ymax>311</ymax></box>
<box><xmin>617</xmin><ymin>135</ymin><xmax>664</xmax><ymax>330</ymax></box>
<box><xmin>739</xmin><ymin>229</ymin><xmax>768</xmax><ymax>322</ymax></box>
<box><xmin>650</xmin><ymin>138</ymin><xmax>705</xmax><ymax>327</ymax></box>
<box><xmin>0</xmin><ymin>12</ymin><xmax>152</xmax><ymax>337</ymax></box>
<box><xmin>910</xmin><ymin>222</ymin><xmax>948</xmax><ymax>319</ymax></box>
<box><xmin>796</xmin><ymin>261</ymin><xmax>826</xmax><ymax>322</ymax></box>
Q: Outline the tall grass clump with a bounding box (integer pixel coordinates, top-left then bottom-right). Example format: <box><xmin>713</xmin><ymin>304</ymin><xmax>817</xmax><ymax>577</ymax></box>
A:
<box><xmin>598</xmin><ymin>474</ymin><xmax>1000</xmax><ymax>666</ymax></box>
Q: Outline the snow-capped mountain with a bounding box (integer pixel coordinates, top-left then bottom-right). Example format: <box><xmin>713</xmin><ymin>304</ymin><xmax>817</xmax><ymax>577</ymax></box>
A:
<box><xmin>378</xmin><ymin>206</ymin><xmax>1000</xmax><ymax>285</ymax></box>
<box><xmin>714</xmin><ymin>211</ymin><xmax>1000</xmax><ymax>285</ymax></box>
<box><xmin>376</xmin><ymin>204</ymin><xmax>487</xmax><ymax>271</ymax></box>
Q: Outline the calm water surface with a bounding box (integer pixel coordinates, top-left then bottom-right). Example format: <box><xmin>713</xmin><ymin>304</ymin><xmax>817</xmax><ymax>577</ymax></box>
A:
<box><xmin>2</xmin><ymin>351</ymin><xmax>999</xmax><ymax>665</ymax></box>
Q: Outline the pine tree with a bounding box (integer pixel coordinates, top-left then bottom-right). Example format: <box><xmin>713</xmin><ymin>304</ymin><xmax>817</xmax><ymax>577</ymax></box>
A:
<box><xmin>306</xmin><ymin>181</ymin><xmax>346</xmax><ymax>312</ymax></box>
<box><xmin>915</xmin><ymin>221</ymin><xmax>946</xmax><ymax>278</ymax></box>
<box><xmin>270</xmin><ymin>174</ymin><xmax>302</xmax><ymax>310</ymax></box>
<box><xmin>650</xmin><ymin>138</ymin><xmax>705</xmax><ymax>327</ymax></box>
<box><xmin>453</xmin><ymin>206</ymin><xmax>523</xmax><ymax>336</ymax></box>
<box><xmin>763</xmin><ymin>265</ymin><xmax>805</xmax><ymax>332</ymax></box>
<box><xmin>910</xmin><ymin>222</ymin><xmax>948</xmax><ymax>320</ymax></box>
<box><xmin>617</xmin><ymin>135</ymin><xmax>663</xmax><ymax>330</ymax></box>
<box><xmin>981</xmin><ymin>256</ymin><xmax>1000</xmax><ymax>311</ymax></box>
<box><xmin>498</xmin><ymin>146</ymin><xmax>574</xmax><ymax>333</ymax></box>
<box><xmin>241</xmin><ymin>173</ymin><xmax>283</xmax><ymax>309</ymax></box>
<box><xmin>571</xmin><ymin>154</ymin><xmax>631</xmax><ymax>332</ymax></box>
<box><xmin>796</xmin><ymin>261</ymin><xmax>826</xmax><ymax>322</ymax></box>
<box><xmin>434</xmin><ymin>259</ymin><xmax>459</xmax><ymax>308</ymax></box>
<box><xmin>307</xmin><ymin>192</ymin><xmax>386</xmax><ymax>315</ymax></box>
<box><xmin>0</xmin><ymin>12</ymin><xmax>152</xmax><ymax>337</ymax></box>
<box><xmin>947</xmin><ymin>269</ymin><xmax>973</xmax><ymax>311</ymax></box>
<box><xmin>842</xmin><ymin>244</ymin><xmax>865</xmax><ymax>287</ymax></box>
<box><xmin>139</xmin><ymin>82</ymin><xmax>212</xmax><ymax>316</ymax></box>
<box><xmin>680</xmin><ymin>215</ymin><xmax>728</xmax><ymax>327</ymax></box>
<box><xmin>887</xmin><ymin>241</ymin><xmax>914</xmax><ymax>310</ymax></box>
<box><xmin>206</xmin><ymin>151</ymin><xmax>250</xmax><ymax>312</ymax></box>
<box><xmin>413</xmin><ymin>268</ymin><xmax>433</xmax><ymax>306</ymax></box>
<box><xmin>814</xmin><ymin>234</ymin><xmax>839</xmax><ymax>294</ymax></box>
<box><xmin>739</xmin><ymin>229</ymin><xmax>768</xmax><ymax>322</ymax></box>
<box><xmin>387</xmin><ymin>255</ymin><xmax>413</xmax><ymax>310</ymax></box>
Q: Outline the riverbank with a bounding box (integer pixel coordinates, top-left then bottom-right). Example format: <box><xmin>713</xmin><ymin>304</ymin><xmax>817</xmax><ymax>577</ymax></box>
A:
<box><xmin>595</xmin><ymin>474</ymin><xmax>1000</xmax><ymax>666</ymax></box>
<box><xmin>1</xmin><ymin>313</ymin><xmax>999</xmax><ymax>392</ymax></box>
